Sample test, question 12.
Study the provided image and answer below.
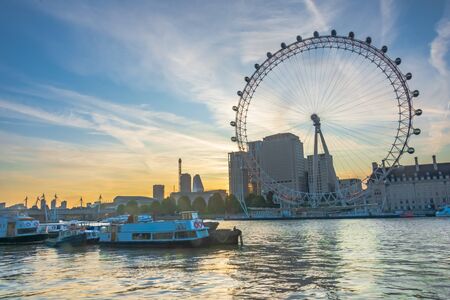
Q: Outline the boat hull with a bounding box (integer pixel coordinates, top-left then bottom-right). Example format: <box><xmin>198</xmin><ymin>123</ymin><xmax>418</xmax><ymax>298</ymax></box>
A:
<box><xmin>99</xmin><ymin>237</ymin><xmax>209</xmax><ymax>248</ymax></box>
<box><xmin>0</xmin><ymin>233</ymin><xmax>49</xmax><ymax>245</ymax></box>
<box><xmin>46</xmin><ymin>233</ymin><xmax>88</xmax><ymax>247</ymax></box>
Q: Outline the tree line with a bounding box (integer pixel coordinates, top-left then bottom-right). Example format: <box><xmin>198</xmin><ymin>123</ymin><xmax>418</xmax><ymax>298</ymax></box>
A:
<box><xmin>116</xmin><ymin>192</ymin><xmax>279</xmax><ymax>216</ymax></box>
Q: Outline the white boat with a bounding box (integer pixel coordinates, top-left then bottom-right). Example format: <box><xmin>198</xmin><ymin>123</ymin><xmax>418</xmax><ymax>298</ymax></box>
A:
<box><xmin>40</xmin><ymin>222</ymin><xmax>69</xmax><ymax>238</ymax></box>
<box><xmin>0</xmin><ymin>214</ymin><xmax>49</xmax><ymax>245</ymax></box>
<box><xmin>99</xmin><ymin>211</ymin><xmax>210</xmax><ymax>247</ymax></box>
<box><xmin>46</xmin><ymin>223</ymin><xmax>100</xmax><ymax>247</ymax></box>
<box><xmin>436</xmin><ymin>205</ymin><xmax>450</xmax><ymax>217</ymax></box>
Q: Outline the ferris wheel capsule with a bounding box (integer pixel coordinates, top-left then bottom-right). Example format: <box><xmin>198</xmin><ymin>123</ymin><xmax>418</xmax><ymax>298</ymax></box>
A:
<box><xmin>366</xmin><ymin>37</ymin><xmax>372</xmax><ymax>44</ymax></box>
<box><xmin>413</xmin><ymin>128</ymin><xmax>421</xmax><ymax>135</ymax></box>
<box><xmin>245</xmin><ymin>76</ymin><xmax>250</xmax><ymax>82</ymax></box>
<box><xmin>381</xmin><ymin>45</ymin><xmax>388</xmax><ymax>53</ymax></box>
<box><xmin>405</xmin><ymin>73</ymin><xmax>412</xmax><ymax>80</ymax></box>
<box><xmin>313</xmin><ymin>31</ymin><xmax>319</xmax><ymax>38</ymax></box>
<box><xmin>407</xmin><ymin>147</ymin><xmax>415</xmax><ymax>154</ymax></box>
<box><xmin>296</xmin><ymin>35</ymin><xmax>302</xmax><ymax>42</ymax></box>
<box><xmin>237</xmin><ymin>91</ymin><xmax>243</xmax><ymax>97</ymax></box>
<box><xmin>281</xmin><ymin>42</ymin><xmax>287</xmax><ymax>49</ymax></box>
<box><xmin>415</xmin><ymin>109</ymin><xmax>422</xmax><ymax>116</ymax></box>
<box><xmin>331</xmin><ymin>29</ymin><xmax>337</xmax><ymax>36</ymax></box>
<box><xmin>232</xmin><ymin>106</ymin><xmax>238</xmax><ymax>112</ymax></box>
<box><xmin>254</xmin><ymin>63</ymin><xmax>260</xmax><ymax>69</ymax></box>
<box><xmin>231</xmin><ymin>137</ymin><xmax>237</xmax><ymax>142</ymax></box>
<box><xmin>395</xmin><ymin>57</ymin><xmax>402</xmax><ymax>65</ymax></box>
<box><xmin>412</xmin><ymin>90</ymin><xmax>419</xmax><ymax>97</ymax></box>
<box><xmin>348</xmin><ymin>31</ymin><xmax>355</xmax><ymax>39</ymax></box>
<box><xmin>230</xmin><ymin>121</ymin><xmax>236</xmax><ymax>127</ymax></box>
<box><xmin>267</xmin><ymin>52</ymin><xmax>273</xmax><ymax>58</ymax></box>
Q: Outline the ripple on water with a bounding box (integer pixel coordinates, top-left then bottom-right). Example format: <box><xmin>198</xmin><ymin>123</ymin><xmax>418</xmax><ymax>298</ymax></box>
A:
<box><xmin>1</xmin><ymin>218</ymin><xmax>450</xmax><ymax>299</ymax></box>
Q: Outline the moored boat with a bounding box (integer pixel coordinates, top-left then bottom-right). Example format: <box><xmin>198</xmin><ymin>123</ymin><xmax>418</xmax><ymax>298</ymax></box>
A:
<box><xmin>0</xmin><ymin>215</ymin><xmax>48</xmax><ymax>245</ymax></box>
<box><xmin>99</xmin><ymin>211</ymin><xmax>209</xmax><ymax>247</ymax></box>
<box><xmin>436</xmin><ymin>205</ymin><xmax>450</xmax><ymax>217</ymax></box>
<box><xmin>46</xmin><ymin>223</ymin><xmax>100</xmax><ymax>247</ymax></box>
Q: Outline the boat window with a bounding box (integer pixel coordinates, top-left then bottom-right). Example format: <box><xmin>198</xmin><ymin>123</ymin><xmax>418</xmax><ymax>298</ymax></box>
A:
<box><xmin>153</xmin><ymin>232</ymin><xmax>173</xmax><ymax>240</ymax></box>
<box><xmin>17</xmin><ymin>228</ymin><xmax>37</xmax><ymax>234</ymax></box>
<box><xmin>175</xmin><ymin>231</ymin><xmax>197</xmax><ymax>239</ymax></box>
<box><xmin>132</xmin><ymin>233</ymin><xmax>151</xmax><ymax>240</ymax></box>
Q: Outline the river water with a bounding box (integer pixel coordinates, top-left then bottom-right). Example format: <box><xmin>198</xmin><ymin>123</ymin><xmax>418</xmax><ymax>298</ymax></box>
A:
<box><xmin>1</xmin><ymin>218</ymin><xmax>449</xmax><ymax>299</ymax></box>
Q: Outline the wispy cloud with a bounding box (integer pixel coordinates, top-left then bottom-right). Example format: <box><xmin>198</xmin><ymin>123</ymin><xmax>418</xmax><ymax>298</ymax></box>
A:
<box><xmin>430</xmin><ymin>18</ymin><xmax>450</xmax><ymax>77</ymax></box>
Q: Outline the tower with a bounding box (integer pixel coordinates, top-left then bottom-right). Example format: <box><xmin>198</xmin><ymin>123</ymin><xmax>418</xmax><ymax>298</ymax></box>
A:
<box><xmin>309</xmin><ymin>114</ymin><xmax>338</xmax><ymax>204</ymax></box>
<box><xmin>178</xmin><ymin>158</ymin><xmax>182</xmax><ymax>192</ymax></box>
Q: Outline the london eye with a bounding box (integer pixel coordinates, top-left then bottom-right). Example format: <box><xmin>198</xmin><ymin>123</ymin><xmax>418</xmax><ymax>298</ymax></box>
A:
<box><xmin>230</xmin><ymin>30</ymin><xmax>422</xmax><ymax>209</ymax></box>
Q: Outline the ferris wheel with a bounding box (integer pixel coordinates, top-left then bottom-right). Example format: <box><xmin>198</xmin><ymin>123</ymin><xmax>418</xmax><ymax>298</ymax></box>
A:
<box><xmin>230</xmin><ymin>30</ymin><xmax>422</xmax><ymax>208</ymax></box>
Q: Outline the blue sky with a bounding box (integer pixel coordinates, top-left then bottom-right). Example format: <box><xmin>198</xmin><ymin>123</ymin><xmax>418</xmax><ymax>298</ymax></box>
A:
<box><xmin>0</xmin><ymin>0</ymin><xmax>449</xmax><ymax>206</ymax></box>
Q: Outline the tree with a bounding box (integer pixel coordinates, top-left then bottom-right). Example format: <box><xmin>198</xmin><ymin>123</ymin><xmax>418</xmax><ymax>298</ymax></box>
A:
<box><xmin>208</xmin><ymin>193</ymin><xmax>225</xmax><ymax>214</ymax></box>
<box><xmin>245</xmin><ymin>193</ymin><xmax>257</xmax><ymax>207</ymax></box>
<box><xmin>117</xmin><ymin>204</ymin><xmax>126</xmax><ymax>215</ymax></box>
<box><xmin>160</xmin><ymin>197</ymin><xmax>177</xmax><ymax>215</ymax></box>
<box><xmin>251</xmin><ymin>195</ymin><xmax>267</xmax><ymax>207</ymax></box>
<box><xmin>140</xmin><ymin>204</ymin><xmax>151</xmax><ymax>214</ymax></box>
<box><xmin>150</xmin><ymin>201</ymin><xmax>161</xmax><ymax>214</ymax></box>
<box><xmin>192</xmin><ymin>196</ymin><xmax>207</xmax><ymax>213</ymax></box>
<box><xmin>225</xmin><ymin>194</ymin><xmax>242</xmax><ymax>214</ymax></box>
<box><xmin>177</xmin><ymin>196</ymin><xmax>191</xmax><ymax>211</ymax></box>
<box><xmin>125</xmin><ymin>200</ymin><xmax>139</xmax><ymax>214</ymax></box>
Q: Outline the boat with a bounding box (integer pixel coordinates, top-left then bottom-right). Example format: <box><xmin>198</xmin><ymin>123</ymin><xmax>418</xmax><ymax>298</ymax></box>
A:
<box><xmin>40</xmin><ymin>222</ymin><xmax>69</xmax><ymax>238</ymax></box>
<box><xmin>436</xmin><ymin>205</ymin><xmax>450</xmax><ymax>217</ymax></box>
<box><xmin>99</xmin><ymin>211</ymin><xmax>210</xmax><ymax>247</ymax></box>
<box><xmin>46</xmin><ymin>223</ymin><xmax>100</xmax><ymax>247</ymax></box>
<box><xmin>0</xmin><ymin>214</ymin><xmax>49</xmax><ymax>245</ymax></box>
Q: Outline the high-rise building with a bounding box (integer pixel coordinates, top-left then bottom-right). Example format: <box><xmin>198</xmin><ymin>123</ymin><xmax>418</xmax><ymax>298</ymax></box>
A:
<box><xmin>228</xmin><ymin>151</ymin><xmax>249</xmax><ymax>198</ymax></box>
<box><xmin>259</xmin><ymin>133</ymin><xmax>307</xmax><ymax>192</ymax></box>
<box><xmin>306</xmin><ymin>153</ymin><xmax>337</xmax><ymax>193</ymax></box>
<box><xmin>192</xmin><ymin>175</ymin><xmax>204</xmax><ymax>192</ymax></box>
<box><xmin>180</xmin><ymin>173</ymin><xmax>192</xmax><ymax>193</ymax></box>
<box><xmin>153</xmin><ymin>184</ymin><xmax>165</xmax><ymax>200</ymax></box>
<box><xmin>60</xmin><ymin>200</ymin><xmax>67</xmax><ymax>209</ymax></box>
<box><xmin>248</xmin><ymin>141</ymin><xmax>263</xmax><ymax>195</ymax></box>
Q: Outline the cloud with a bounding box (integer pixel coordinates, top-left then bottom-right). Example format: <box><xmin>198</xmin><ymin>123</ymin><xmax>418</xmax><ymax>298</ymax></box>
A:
<box><xmin>430</xmin><ymin>18</ymin><xmax>450</xmax><ymax>77</ymax></box>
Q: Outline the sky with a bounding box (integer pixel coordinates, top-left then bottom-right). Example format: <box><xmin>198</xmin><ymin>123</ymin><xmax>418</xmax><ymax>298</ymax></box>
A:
<box><xmin>0</xmin><ymin>0</ymin><xmax>449</xmax><ymax>207</ymax></box>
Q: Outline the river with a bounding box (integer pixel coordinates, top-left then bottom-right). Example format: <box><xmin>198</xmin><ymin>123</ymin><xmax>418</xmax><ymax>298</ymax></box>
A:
<box><xmin>1</xmin><ymin>218</ymin><xmax>449</xmax><ymax>299</ymax></box>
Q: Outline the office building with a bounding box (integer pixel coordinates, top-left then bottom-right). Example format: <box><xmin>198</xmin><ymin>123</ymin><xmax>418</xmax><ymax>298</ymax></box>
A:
<box><xmin>180</xmin><ymin>173</ymin><xmax>192</xmax><ymax>193</ymax></box>
<box><xmin>306</xmin><ymin>153</ymin><xmax>337</xmax><ymax>193</ymax></box>
<box><xmin>153</xmin><ymin>184</ymin><xmax>165</xmax><ymax>201</ymax></box>
<box><xmin>259</xmin><ymin>133</ymin><xmax>307</xmax><ymax>192</ymax></box>
<box><xmin>193</xmin><ymin>175</ymin><xmax>204</xmax><ymax>192</ymax></box>
<box><xmin>228</xmin><ymin>151</ymin><xmax>249</xmax><ymax>198</ymax></box>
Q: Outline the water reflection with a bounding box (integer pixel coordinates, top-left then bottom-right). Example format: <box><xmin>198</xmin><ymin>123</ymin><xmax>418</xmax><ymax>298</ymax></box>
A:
<box><xmin>1</xmin><ymin>219</ymin><xmax>449</xmax><ymax>299</ymax></box>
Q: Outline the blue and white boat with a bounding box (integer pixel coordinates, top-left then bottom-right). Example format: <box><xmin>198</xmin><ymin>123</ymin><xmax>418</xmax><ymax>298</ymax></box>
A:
<box><xmin>99</xmin><ymin>211</ymin><xmax>210</xmax><ymax>247</ymax></box>
<box><xmin>0</xmin><ymin>215</ymin><xmax>48</xmax><ymax>245</ymax></box>
<box><xmin>436</xmin><ymin>205</ymin><xmax>450</xmax><ymax>217</ymax></box>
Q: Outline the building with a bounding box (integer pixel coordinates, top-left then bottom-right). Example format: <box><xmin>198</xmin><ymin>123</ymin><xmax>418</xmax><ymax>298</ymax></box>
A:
<box><xmin>180</xmin><ymin>173</ymin><xmax>192</xmax><ymax>193</ymax></box>
<box><xmin>170</xmin><ymin>190</ymin><xmax>227</xmax><ymax>205</ymax></box>
<box><xmin>113</xmin><ymin>196</ymin><xmax>159</xmax><ymax>207</ymax></box>
<box><xmin>228</xmin><ymin>151</ymin><xmax>249</xmax><ymax>198</ymax></box>
<box><xmin>248</xmin><ymin>141</ymin><xmax>263</xmax><ymax>195</ymax></box>
<box><xmin>370</xmin><ymin>155</ymin><xmax>450</xmax><ymax>213</ymax></box>
<box><xmin>60</xmin><ymin>201</ymin><xmax>67</xmax><ymax>209</ymax></box>
<box><xmin>153</xmin><ymin>184</ymin><xmax>165</xmax><ymax>201</ymax></box>
<box><xmin>259</xmin><ymin>133</ymin><xmax>307</xmax><ymax>192</ymax></box>
<box><xmin>306</xmin><ymin>153</ymin><xmax>337</xmax><ymax>193</ymax></box>
<box><xmin>192</xmin><ymin>175</ymin><xmax>204</xmax><ymax>192</ymax></box>
<box><xmin>0</xmin><ymin>203</ymin><xmax>5</xmax><ymax>209</ymax></box>
<box><xmin>339</xmin><ymin>178</ymin><xmax>363</xmax><ymax>196</ymax></box>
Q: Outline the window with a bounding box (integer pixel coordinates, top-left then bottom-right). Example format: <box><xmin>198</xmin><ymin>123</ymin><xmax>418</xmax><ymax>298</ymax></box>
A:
<box><xmin>132</xmin><ymin>233</ymin><xmax>151</xmax><ymax>240</ymax></box>
<box><xmin>17</xmin><ymin>228</ymin><xmax>37</xmax><ymax>234</ymax></box>
<box><xmin>153</xmin><ymin>232</ymin><xmax>173</xmax><ymax>240</ymax></box>
<box><xmin>175</xmin><ymin>231</ymin><xmax>197</xmax><ymax>239</ymax></box>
